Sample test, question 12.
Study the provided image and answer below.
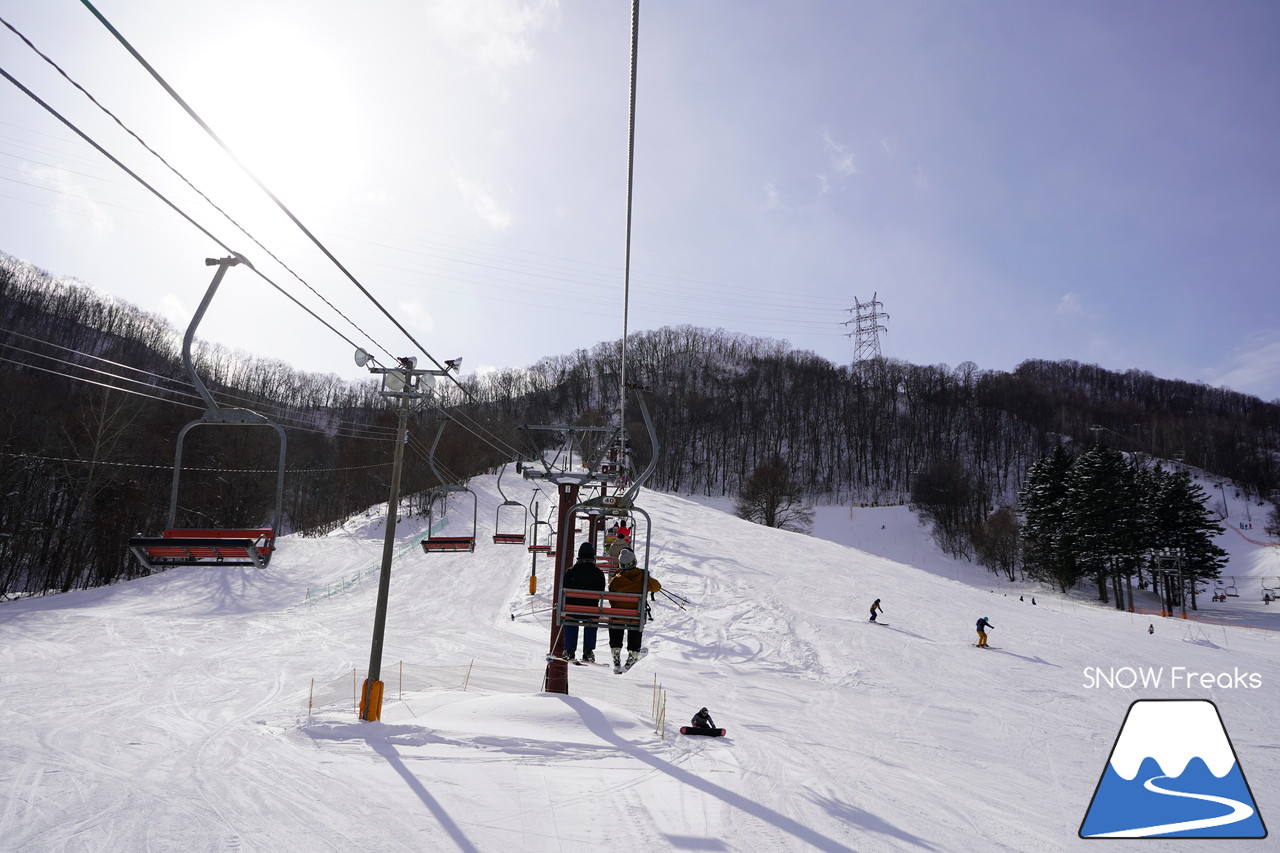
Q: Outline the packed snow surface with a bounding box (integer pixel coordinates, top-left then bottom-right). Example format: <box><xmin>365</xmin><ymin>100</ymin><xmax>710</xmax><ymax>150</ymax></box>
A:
<box><xmin>2</xmin><ymin>477</ymin><xmax>1277</xmax><ymax>851</ymax></box>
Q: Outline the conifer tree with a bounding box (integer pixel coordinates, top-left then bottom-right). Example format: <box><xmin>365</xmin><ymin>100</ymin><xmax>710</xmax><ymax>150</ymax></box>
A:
<box><xmin>1146</xmin><ymin>467</ymin><xmax>1227</xmax><ymax>607</ymax></box>
<box><xmin>1063</xmin><ymin>445</ymin><xmax>1139</xmax><ymax>604</ymax></box>
<box><xmin>1018</xmin><ymin>446</ymin><xmax>1078</xmax><ymax>592</ymax></box>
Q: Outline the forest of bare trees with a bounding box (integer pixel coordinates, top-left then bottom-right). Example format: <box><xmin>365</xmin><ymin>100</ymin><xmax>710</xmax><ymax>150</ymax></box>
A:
<box><xmin>4</xmin><ymin>251</ymin><xmax>1278</xmax><ymax>598</ymax></box>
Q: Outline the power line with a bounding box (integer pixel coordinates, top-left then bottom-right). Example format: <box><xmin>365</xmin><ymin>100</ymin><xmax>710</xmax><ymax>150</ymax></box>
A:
<box><xmin>0</xmin><ymin>325</ymin><xmax>400</xmax><ymax>437</ymax></box>
<box><xmin>0</xmin><ymin>14</ymin><xmax>396</xmax><ymax>363</ymax></box>
<box><xmin>77</xmin><ymin>0</ymin><xmax>455</xmax><ymax>380</ymax></box>
<box><xmin>0</xmin><ymin>64</ymin><xmax>373</xmax><ymax>358</ymax></box>
<box><xmin>71</xmin><ymin>2</ymin><xmax>539</xmax><ymax>465</ymax></box>
<box><xmin>1</xmin><ymin>450</ymin><xmax>391</xmax><ymax>476</ymax></box>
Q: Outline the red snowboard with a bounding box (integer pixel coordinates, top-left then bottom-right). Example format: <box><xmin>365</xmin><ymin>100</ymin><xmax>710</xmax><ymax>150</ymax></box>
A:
<box><xmin>680</xmin><ymin>726</ymin><xmax>727</xmax><ymax>737</ymax></box>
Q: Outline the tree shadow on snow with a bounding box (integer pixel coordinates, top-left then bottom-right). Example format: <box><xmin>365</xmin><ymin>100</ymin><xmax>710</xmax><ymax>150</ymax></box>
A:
<box><xmin>561</xmin><ymin>696</ymin><xmax>861</xmax><ymax>852</ymax></box>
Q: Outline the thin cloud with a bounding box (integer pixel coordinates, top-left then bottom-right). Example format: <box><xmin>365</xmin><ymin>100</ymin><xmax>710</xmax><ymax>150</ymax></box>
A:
<box><xmin>1208</xmin><ymin>330</ymin><xmax>1280</xmax><ymax>401</ymax></box>
<box><xmin>426</xmin><ymin>0</ymin><xmax>560</xmax><ymax>70</ymax></box>
<box><xmin>396</xmin><ymin>299</ymin><xmax>436</xmax><ymax>334</ymax></box>
<box><xmin>764</xmin><ymin>181</ymin><xmax>781</xmax><ymax>209</ymax></box>
<box><xmin>28</xmin><ymin>166</ymin><xmax>112</xmax><ymax>237</ymax></box>
<box><xmin>452</xmin><ymin>171</ymin><xmax>512</xmax><ymax>230</ymax></box>
<box><xmin>1055</xmin><ymin>292</ymin><xmax>1085</xmax><ymax>316</ymax></box>
<box><xmin>822</xmin><ymin>131</ymin><xmax>857</xmax><ymax>178</ymax></box>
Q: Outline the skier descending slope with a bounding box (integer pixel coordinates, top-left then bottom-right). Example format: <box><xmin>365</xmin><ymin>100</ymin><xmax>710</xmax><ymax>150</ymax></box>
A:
<box><xmin>607</xmin><ymin>548</ymin><xmax>661</xmax><ymax>673</ymax></box>
<box><xmin>975</xmin><ymin>616</ymin><xmax>995</xmax><ymax>648</ymax></box>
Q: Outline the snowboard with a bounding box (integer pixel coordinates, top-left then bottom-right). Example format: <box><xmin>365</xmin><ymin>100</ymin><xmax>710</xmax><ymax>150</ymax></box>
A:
<box><xmin>680</xmin><ymin>726</ymin><xmax>727</xmax><ymax>737</ymax></box>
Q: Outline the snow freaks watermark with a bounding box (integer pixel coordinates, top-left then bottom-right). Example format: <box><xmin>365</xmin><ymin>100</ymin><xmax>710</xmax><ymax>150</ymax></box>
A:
<box><xmin>1079</xmin><ymin>700</ymin><xmax>1267</xmax><ymax>838</ymax></box>
<box><xmin>1082</xmin><ymin>666</ymin><xmax>1263</xmax><ymax>690</ymax></box>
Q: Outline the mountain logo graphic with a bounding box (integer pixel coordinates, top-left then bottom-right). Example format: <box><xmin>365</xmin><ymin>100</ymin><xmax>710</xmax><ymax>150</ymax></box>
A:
<box><xmin>1080</xmin><ymin>699</ymin><xmax>1267</xmax><ymax>839</ymax></box>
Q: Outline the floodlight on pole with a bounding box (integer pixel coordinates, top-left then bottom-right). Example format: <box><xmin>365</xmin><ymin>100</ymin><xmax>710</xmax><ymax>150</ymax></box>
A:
<box><xmin>357</xmin><ymin>351</ymin><xmax>462</xmax><ymax>722</ymax></box>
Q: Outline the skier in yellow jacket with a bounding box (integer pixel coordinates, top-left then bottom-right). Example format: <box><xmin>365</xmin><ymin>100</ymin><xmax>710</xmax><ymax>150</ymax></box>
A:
<box><xmin>607</xmin><ymin>548</ymin><xmax>661</xmax><ymax>671</ymax></box>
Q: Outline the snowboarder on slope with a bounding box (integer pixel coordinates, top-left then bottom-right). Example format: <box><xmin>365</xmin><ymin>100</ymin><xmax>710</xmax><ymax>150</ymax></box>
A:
<box><xmin>608</xmin><ymin>548</ymin><xmax>661</xmax><ymax>671</ymax></box>
<box><xmin>975</xmin><ymin>616</ymin><xmax>994</xmax><ymax>647</ymax></box>
<box><xmin>562</xmin><ymin>542</ymin><xmax>605</xmax><ymax>663</ymax></box>
<box><xmin>690</xmin><ymin>707</ymin><xmax>716</xmax><ymax>731</ymax></box>
<box><xmin>869</xmin><ymin>598</ymin><xmax>883</xmax><ymax>622</ymax></box>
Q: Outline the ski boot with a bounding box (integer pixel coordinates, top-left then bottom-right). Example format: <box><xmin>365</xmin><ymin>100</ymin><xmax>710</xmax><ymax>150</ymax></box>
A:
<box><xmin>625</xmin><ymin>649</ymin><xmax>640</xmax><ymax>670</ymax></box>
<box><xmin>583</xmin><ymin>649</ymin><xmax>595</xmax><ymax>664</ymax></box>
<box><xmin>611</xmin><ymin>648</ymin><xmax>623</xmax><ymax>674</ymax></box>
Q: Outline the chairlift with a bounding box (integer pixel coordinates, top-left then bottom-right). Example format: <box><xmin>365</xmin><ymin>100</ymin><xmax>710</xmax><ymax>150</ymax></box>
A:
<box><xmin>527</xmin><ymin>502</ymin><xmax>552</xmax><ymax>555</ymax></box>
<box><xmin>1225</xmin><ymin>576</ymin><xmax>1240</xmax><ymax>598</ymax></box>
<box><xmin>492</xmin><ymin>463</ymin><xmax>529</xmax><ymax>545</ymax></box>
<box><xmin>556</xmin><ymin>495</ymin><xmax>653</xmax><ymax>632</ymax></box>
<box><xmin>420</xmin><ymin>420</ymin><xmax>478</xmax><ymax>553</ymax></box>
<box><xmin>128</xmin><ymin>256</ymin><xmax>284</xmax><ymax>571</ymax></box>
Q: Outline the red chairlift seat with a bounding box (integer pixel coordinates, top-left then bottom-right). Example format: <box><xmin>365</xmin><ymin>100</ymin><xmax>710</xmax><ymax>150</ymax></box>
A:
<box><xmin>126</xmin><ymin>257</ymin><xmax>287</xmax><ymax>574</ymax></box>
<box><xmin>421</xmin><ymin>536</ymin><xmax>476</xmax><ymax>553</ymax></box>
<box><xmin>129</xmin><ymin>528</ymin><xmax>275</xmax><ymax>570</ymax></box>
<box><xmin>560</xmin><ymin>588</ymin><xmax>645</xmax><ymax>628</ymax></box>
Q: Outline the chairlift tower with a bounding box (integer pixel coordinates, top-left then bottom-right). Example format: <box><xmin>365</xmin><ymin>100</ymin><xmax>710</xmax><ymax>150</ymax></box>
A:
<box><xmin>356</xmin><ymin>349</ymin><xmax>461</xmax><ymax>722</ymax></box>
<box><xmin>843</xmin><ymin>292</ymin><xmax>889</xmax><ymax>362</ymax></box>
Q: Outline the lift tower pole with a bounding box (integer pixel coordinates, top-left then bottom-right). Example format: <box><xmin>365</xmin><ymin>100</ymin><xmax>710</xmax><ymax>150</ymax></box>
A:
<box><xmin>355</xmin><ymin>352</ymin><xmax>459</xmax><ymax>722</ymax></box>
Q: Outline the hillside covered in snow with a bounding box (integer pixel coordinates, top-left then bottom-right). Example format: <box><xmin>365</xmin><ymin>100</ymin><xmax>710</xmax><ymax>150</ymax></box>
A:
<box><xmin>1</xmin><ymin>474</ymin><xmax>1276</xmax><ymax>851</ymax></box>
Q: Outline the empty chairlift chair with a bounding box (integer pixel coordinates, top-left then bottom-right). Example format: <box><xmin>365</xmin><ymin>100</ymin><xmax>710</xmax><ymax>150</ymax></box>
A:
<box><xmin>420</xmin><ymin>419</ymin><xmax>478</xmax><ymax>553</ymax></box>
<box><xmin>127</xmin><ymin>256</ymin><xmax>285</xmax><ymax>571</ymax></box>
<box><xmin>492</xmin><ymin>463</ymin><xmax>529</xmax><ymax>545</ymax></box>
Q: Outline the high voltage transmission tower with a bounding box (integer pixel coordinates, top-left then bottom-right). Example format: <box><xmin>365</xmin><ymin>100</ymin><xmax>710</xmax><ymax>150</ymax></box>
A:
<box><xmin>843</xmin><ymin>292</ymin><xmax>889</xmax><ymax>361</ymax></box>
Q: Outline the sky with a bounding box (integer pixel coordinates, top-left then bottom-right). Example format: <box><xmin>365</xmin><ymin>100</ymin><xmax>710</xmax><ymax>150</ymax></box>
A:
<box><xmin>2</xmin><ymin>0</ymin><xmax>1279</xmax><ymax>401</ymax></box>
<box><xmin>1</xmin><ymin>473</ymin><xmax>1277</xmax><ymax>849</ymax></box>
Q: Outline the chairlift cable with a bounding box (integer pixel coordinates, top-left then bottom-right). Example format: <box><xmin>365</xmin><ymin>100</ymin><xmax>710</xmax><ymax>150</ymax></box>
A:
<box><xmin>78</xmin><ymin>0</ymin><xmax>462</xmax><ymax>383</ymax></box>
<box><xmin>618</xmin><ymin>0</ymin><xmax>641</xmax><ymax>447</ymax></box>
<box><xmin>0</xmin><ymin>65</ymin><xmax>370</xmax><ymax>357</ymax></box>
<box><xmin>0</xmin><ymin>15</ymin><xmax>396</xmax><ymax>362</ymax></box>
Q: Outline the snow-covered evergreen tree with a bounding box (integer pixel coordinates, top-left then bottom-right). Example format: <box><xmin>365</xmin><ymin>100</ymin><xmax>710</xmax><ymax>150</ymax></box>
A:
<box><xmin>1018</xmin><ymin>446</ymin><xmax>1077</xmax><ymax>592</ymax></box>
<box><xmin>1064</xmin><ymin>445</ymin><xmax>1140</xmax><ymax>604</ymax></box>
<box><xmin>1146</xmin><ymin>466</ymin><xmax>1227</xmax><ymax>603</ymax></box>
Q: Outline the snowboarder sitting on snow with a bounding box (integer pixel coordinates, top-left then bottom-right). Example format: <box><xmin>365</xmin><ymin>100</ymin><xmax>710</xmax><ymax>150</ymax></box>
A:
<box><xmin>562</xmin><ymin>542</ymin><xmax>605</xmax><ymax>663</ymax></box>
<box><xmin>690</xmin><ymin>707</ymin><xmax>716</xmax><ymax>731</ymax></box>
<box><xmin>869</xmin><ymin>598</ymin><xmax>883</xmax><ymax>622</ymax></box>
<box><xmin>607</xmin><ymin>548</ymin><xmax>661</xmax><ymax>671</ymax></box>
<box><xmin>975</xmin><ymin>616</ymin><xmax>994</xmax><ymax>647</ymax></box>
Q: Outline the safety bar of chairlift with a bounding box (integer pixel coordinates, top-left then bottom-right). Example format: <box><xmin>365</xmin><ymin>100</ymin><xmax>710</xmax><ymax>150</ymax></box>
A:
<box><xmin>559</xmin><ymin>588</ymin><xmax>647</xmax><ymax>628</ymax></box>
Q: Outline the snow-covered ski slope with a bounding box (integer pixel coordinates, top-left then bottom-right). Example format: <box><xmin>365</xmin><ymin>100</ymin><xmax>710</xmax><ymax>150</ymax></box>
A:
<box><xmin>1</xmin><ymin>475</ymin><xmax>1276</xmax><ymax>852</ymax></box>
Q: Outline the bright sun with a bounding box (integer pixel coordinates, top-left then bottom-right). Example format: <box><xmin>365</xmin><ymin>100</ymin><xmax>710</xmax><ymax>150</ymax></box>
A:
<box><xmin>178</xmin><ymin>19</ymin><xmax>368</xmax><ymax>211</ymax></box>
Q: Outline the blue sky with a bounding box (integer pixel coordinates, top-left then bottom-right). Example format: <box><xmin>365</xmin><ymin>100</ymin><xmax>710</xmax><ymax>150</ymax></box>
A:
<box><xmin>2</xmin><ymin>0</ymin><xmax>1278</xmax><ymax>401</ymax></box>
